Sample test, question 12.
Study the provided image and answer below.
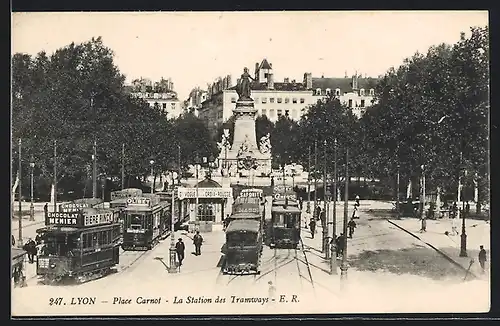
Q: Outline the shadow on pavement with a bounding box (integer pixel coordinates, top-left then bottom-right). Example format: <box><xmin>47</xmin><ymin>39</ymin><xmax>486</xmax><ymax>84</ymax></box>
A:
<box><xmin>349</xmin><ymin>247</ymin><xmax>472</xmax><ymax>281</ymax></box>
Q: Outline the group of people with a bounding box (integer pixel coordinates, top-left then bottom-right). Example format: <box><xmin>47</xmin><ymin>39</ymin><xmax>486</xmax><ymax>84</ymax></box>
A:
<box><xmin>174</xmin><ymin>231</ymin><xmax>204</xmax><ymax>270</ymax></box>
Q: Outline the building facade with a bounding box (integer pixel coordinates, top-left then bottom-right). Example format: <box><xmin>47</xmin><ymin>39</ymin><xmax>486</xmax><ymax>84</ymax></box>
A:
<box><xmin>199</xmin><ymin>59</ymin><xmax>380</xmax><ymax>135</ymax></box>
<box><xmin>125</xmin><ymin>77</ymin><xmax>182</xmax><ymax>119</ymax></box>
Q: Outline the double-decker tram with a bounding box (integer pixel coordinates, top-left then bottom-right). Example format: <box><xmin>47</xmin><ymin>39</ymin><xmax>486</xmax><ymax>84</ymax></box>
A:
<box><xmin>36</xmin><ymin>206</ymin><xmax>121</xmax><ymax>284</ymax></box>
<box><xmin>121</xmin><ymin>194</ymin><xmax>170</xmax><ymax>251</ymax></box>
<box><xmin>222</xmin><ymin>219</ymin><xmax>263</xmax><ymax>275</ymax></box>
<box><xmin>269</xmin><ymin>199</ymin><xmax>302</xmax><ymax>249</ymax></box>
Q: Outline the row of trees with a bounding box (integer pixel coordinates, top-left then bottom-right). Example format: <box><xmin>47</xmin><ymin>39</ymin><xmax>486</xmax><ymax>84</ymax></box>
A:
<box><xmin>215</xmin><ymin>26</ymin><xmax>489</xmax><ymax>207</ymax></box>
<box><xmin>12</xmin><ymin>37</ymin><xmax>217</xmax><ymax>199</ymax></box>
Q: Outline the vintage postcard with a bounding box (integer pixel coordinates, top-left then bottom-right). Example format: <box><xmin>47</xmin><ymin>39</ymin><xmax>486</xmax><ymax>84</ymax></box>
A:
<box><xmin>11</xmin><ymin>11</ymin><xmax>490</xmax><ymax>317</ymax></box>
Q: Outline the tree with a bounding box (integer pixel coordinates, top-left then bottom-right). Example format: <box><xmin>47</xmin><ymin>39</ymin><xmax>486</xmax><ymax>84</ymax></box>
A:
<box><xmin>255</xmin><ymin>115</ymin><xmax>274</xmax><ymax>148</ymax></box>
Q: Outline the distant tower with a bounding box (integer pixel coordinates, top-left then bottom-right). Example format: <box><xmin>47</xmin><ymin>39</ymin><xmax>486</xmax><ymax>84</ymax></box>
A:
<box><xmin>257</xmin><ymin>58</ymin><xmax>273</xmax><ymax>83</ymax></box>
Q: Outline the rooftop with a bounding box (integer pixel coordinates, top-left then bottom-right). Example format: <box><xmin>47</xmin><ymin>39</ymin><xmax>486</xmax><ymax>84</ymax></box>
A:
<box><xmin>228</xmin><ymin>82</ymin><xmax>308</xmax><ymax>92</ymax></box>
<box><xmin>311</xmin><ymin>77</ymin><xmax>379</xmax><ymax>92</ymax></box>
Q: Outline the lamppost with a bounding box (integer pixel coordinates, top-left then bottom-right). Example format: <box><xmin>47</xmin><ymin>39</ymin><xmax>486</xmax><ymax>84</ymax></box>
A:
<box><xmin>169</xmin><ymin>182</ymin><xmax>178</xmax><ymax>273</ymax></box>
<box><xmin>420</xmin><ymin>164</ymin><xmax>426</xmax><ymax>222</ymax></box>
<box><xmin>30</xmin><ymin>158</ymin><xmax>35</xmax><ymax>221</ymax></box>
<box><xmin>121</xmin><ymin>143</ymin><xmax>125</xmax><ymax>190</ymax></box>
<box><xmin>194</xmin><ymin>155</ymin><xmax>201</xmax><ymax>223</ymax></box>
<box><xmin>322</xmin><ymin>139</ymin><xmax>328</xmax><ymax>256</ymax></box>
<box><xmin>396</xmin><ymin>143</ymin><xmax>400</xmax><ymax>219</ymax></box>
<box><xmin>92</xmin><ymin>140</ymin><xmax>97</xmax><ymax>198</ymax></box>
<box><xmin>340</xmin><ymin>148</ymin><xmax>349</xmax><ymax>282</ymax></box>
<box><xmin>223</xmin><ymin>128</ymin><xmax>229</xmax><ymax>174</ymax></box>
<box><xmin>314</xmin><ymin>140</ymin><xmax>318</xmax><ymax>212</ymax></box>
<box><xmin>150</xmin><ymin>159</ymin><xmax>155</xmax><ymax>194</ymax></box>
<box><xmin>459</xmin><ymin>164</ymin><xmax>468</xmax><ymax>257</ymax></box>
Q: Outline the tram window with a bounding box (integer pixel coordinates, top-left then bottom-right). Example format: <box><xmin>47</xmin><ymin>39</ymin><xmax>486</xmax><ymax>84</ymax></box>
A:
<box><xmin>227</xmin><ymin>232</ymin><xmax>257</xmax><ymax>246</ymax></box>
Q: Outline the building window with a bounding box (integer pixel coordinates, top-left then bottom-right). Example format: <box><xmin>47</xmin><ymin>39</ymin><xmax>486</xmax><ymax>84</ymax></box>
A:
<box><xmin>285</xmin><ymin>110</ymin><xmax>290</xmax><ymax>117</ymax></box>
<box><xmin>335</xmin><ymin>88</ymin><xmax>341</xmax><ymax>96</ymax></box>
<box><xmin>162</xmin><ymin>103</ymin><xmax>167</xmax><ymax>109</ymax></box>
<box><xmin>326</xmin><ymin>88</ymin><xmax>331</xmax><ymax>96</ymax></box>
<box><xmin>292</xmin><ymin>109</ymin><xmax>298</xmax><ymax>119</ymax></box>
<box><xmin>277</xmin><ymin>98</ymin><xmax>282</xmax><ymax>103</ymax></box>
<box><xmin>277</xmin><ymin>109</ymin><xmax>283</xmax><ymax>116</ymax></box>
<box><xmin>315</xmin><ymin>88</ymin><xmax>322</xmax><ymax>96</ymax></box>
<box><xmin>361</xmin><ymin>99</ymin><xmax>365</xmax><ymax>107</ymax></box>
<box><xmin>285</xmin><ymin>98</ymin><xmax>290</xmax><ymax>103</ymax></box>
<box><xmin>369</xmin><ymin>89</ymin><xmax>375</xmax><ymax>96</ymax></box>
<box><xmin>270</xmin><ymin>98</ymin><xmax>275</xmax><ymax>103</ymax></box>
<box><xmin>262</xmin><ymin>97</ymin><xmax>267</xmax><ymax>103</ymax></box>
<box><xmin>348</xmin><ymin>99</ymin><xmax>353</xmax><ymax>108</ymax></box>
<box><xmin>269</xmin><ymin>109</ymin><xmax>275</xmax><ymax>118</ymax></box>
<box><xmin>262</xmin><ymin>109</ymin><xmax>267</xmax><ymax>116</ymax></box>
<box><xmin>360</xmin><ymin>89</ymin><xmax>365</xmax><ymax>96</ymax></box>
<box><xmin>231</xmin><ymin>97</ymin><xmax>237</xmax><ymax>103</ymax></box>
<box><xmin>300</xmin><ymin>98</ymin><xmax>305</xmax><ymax>104</ymax></box>
<box><xmin>292</xmin><ymin>98</ymin><xmax>297</xmax><ymax>104</ymax></box>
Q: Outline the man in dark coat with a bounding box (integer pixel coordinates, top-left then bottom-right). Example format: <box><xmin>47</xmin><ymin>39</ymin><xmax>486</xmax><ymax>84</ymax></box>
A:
<box><xmin>44</xmin><ymin>203</ymin><xmax>48</xmax><ymax>216</ymax></box>
<box><xmin>336</xmin><ymin>233</ymin><xmax>346</xmax><ymax>258</ymax></box>
<box><xmin>193</xmin><ymin>231</ymin><xmax>203</xmax><ymax>256</ymax></box>
<box><xmin>347</xmin><ymin>218</ymin><xmax>357</xmax><ymax>238</ymax></box>
<box><xmin>23</xmin><ymin>238</ymin><xmax>37</xmax><ymax>263</ymax></box>
<box><xmin>175</xmin><ymin>238</ymin><xmax>185</xmax><ymax>268</ymax></box>
<box><xmin>478</xmin><ymin>245</ymin><xmax>487</xmax><ymax>273</ymax></box>
<box><xmin>309</xmin><ymin>218</ymin><xmax>316</xmax><ymax>239</ymax></box>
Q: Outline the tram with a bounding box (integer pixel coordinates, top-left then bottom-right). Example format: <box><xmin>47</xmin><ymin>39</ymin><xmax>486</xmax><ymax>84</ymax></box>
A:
<box><xmin>36</xmin><ymin>207</ymin><xmax>121</xmax><ymax>284</ymax></box>
<box><xmin>110</xmin><ymin>188</ymin><xmax>145</xmax><ymax>234</ymax></box>
<box><xmin>269</xmin><ymin>199</ymin><xmax>302</xmax><ymax>248</ymax></box>
<box><xmin>222</xmin><ymin>219</ymin><xmax>263</xmax><ymax>275</ymax></box>
<box><xmin>240</xmin><ymin>188</ymin><xmax>264</xmax><ymax>204</ymax></box>
<box><xmin>121</xmin><ymin>195</ymin><xmax>170</xmax><ymax>251</ymax></box>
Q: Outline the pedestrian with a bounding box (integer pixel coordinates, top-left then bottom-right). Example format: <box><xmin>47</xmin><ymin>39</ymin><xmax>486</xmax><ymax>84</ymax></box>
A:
<box><xmin>315</xmin><ymin>205</ymin><xmax>322</xmax><ymax>221</ymax></box>
<box><xmin>309</xmin><ymin>218</ymin><xmax>316</xmax><ymax>239</ymax></box>
<box><xmin>347</xmin><ymin>218</ymin><xmax>357</xmax><ymax>238</ymax></box>
<box><xmin>175</xmin><ymin>238</ymin><xmax>185</xmax><ymax>268</ymax></box>
<box><xmin>355</xmin><ymin>195</ymin><xmax>360</xmax><ymax>207</ymax></box>
<box><xmin>451</xmin><ymin>202</ymin><xmax>458</xmax><ymax>219</ymax></box>
<box><xmin>12</xmin><ymin>235</ymin><xmax>15</xmax><ymax>247</ymax></box>
<box><xmin>23</xmin><ymin>238</ymin><xmax>37</xmax><ymax>263</ymax></box>
<box><xmin>420</xmin><ymin>215</ymin><xmax>427</xmax><ymax>233</ymax></box>
<box><xmin>320</xmin><ymin>210</ymin><xmax>326</xmax><ymax>229</ymax></box>
<box><xmin>35</xmin><ymin>233</ymin><xmax>42</xmax><ymax>246</ymax></box>
<box><xmin>336</xmin><ymin>233</ymin><xmax>345</xmax><ymax>258</ymax></box>
<box><xmin>299</xmin><ymin>197</ymin><xmax>303</xmax><ymax>211</ymax></box>
<box><xmin>478</xmin><ymin>245</ymin><xmax>487</xmax><ymax>273</ymax></box>
<box><xmin>44</xmin><ymin>203</ymin><xmax>48</xmax><ymax>215</ymax></box>
<box><xmin>352</xmin><ymin>206</ymin><xmax>360</xmax><ymax>219</ymax></box>
<box><xmin>193</xmin><ymin>231</ymin><xmax>203</xmax><ymax>256</ymax></box>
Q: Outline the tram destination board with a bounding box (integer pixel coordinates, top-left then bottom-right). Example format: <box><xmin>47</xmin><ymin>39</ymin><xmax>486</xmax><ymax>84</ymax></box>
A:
<box><xmin>46</xmin><ymin>212</ymin><xmax>114</xmax><ymax>228</ymax></box>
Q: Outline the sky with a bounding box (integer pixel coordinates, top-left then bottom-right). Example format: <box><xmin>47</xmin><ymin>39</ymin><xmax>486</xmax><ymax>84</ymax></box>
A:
<box><xmin>12</xmin><ymin>11</ymin><xmax>488</xmax><ymax>100</ymax></box>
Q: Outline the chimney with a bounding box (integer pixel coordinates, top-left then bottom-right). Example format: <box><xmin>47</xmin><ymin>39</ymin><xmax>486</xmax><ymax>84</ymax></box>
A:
<box><xmin>267</xmin><ymin>73</ymin><xmax>274</xmax><ymax>89</ymax></box>
<box><xmin>226</xmin><ymin>75</ymin><xmax>232</xmax><ymax>87</ymax></box>
<box><xmin>303</xmin><ymin>72</ymin><xmax>312</xmax><ymax>89</ymax></box>
<box><xmin>284</xmin><ymin>77</ymin><xmax>289</xmax><ymax>83</ymax></box>
<box><xmin>255</xmin><ymin>62</ymin><xmax>260</xmax><ymax>80</ymax></box>
<box><xmin>345</xmin><ymin>71</ymin><xmax>348</xmax><ymax>78</ymax></box>
<box><xmin>352</xmin><ymin>74</ymin><xmax>359</xmax><ymax>90</ymax></box>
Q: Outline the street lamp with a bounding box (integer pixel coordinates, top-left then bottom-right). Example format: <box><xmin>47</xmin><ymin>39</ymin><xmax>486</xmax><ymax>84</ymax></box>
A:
<box><xmin>340</xmin><ymin>148</ymin><xmax>349</xmax><ymax>283</ymax></box>
<box><xmin>168</xmin><ymin>181</ymin><xmax>178</xmax><ymax>273</ymax></box>
<box><xmin>223</xmin><ymin>128</ymin><xmax>229</xmax><ymax>173</ymax></box>
<box><xmin>30</xmin><ymin>158</ymin><xmax>35</xmax><ymax>221</ymax></box>
<box><xmin>322</xmin><ymin>139</ymin><xmax>328</xmax><ymax>256</ymax></box>
<box><xmin>306</xmin><ymin>146</ymin><xmax>311</xmax><ymax>213</ymax></box>
<box><xmin>459</xmin><ymin>166</ymin><xmax>468</xmax><ymax>257</ymax></box>
<box><xmin>330</xmin><ymin>138</ymin><xmax>338</xmax><ymax>275</ymax></box>
<box><xmin>18</xmin><ymin>138</ymin><xmax>23</xmax><ymax>247</ymax></box>
<box><xmin>194</xmin><ymin>155</ymin><xmax>201</xmax><ymax>223</ymax></box>
<box><xmin>150</xmin><ymin>159</ymin><xmax>155</xmax><ymax>194</ymax></box>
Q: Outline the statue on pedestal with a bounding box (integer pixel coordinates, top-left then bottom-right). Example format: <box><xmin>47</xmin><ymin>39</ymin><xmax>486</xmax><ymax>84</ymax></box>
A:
<box><xmin>236</xmin><ymin>67</ymin><xmax>254</xmax><ymax>101</ymax></box>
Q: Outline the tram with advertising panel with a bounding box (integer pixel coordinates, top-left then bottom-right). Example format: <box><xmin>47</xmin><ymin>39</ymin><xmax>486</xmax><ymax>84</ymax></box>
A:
<box><xmin>222</xmin><ymin>219</ymin><xmax>263</xmax><ymax>275</ymax></box>
<box><xmin>36</xmin><ymin>207</ymin><xmax>121</xmax><ymax>284</ymax></box>
<box><xmin>240</xmin><ymin>188</ymin><xmax>264</xmax><ymax>204</ymax></box>
<box><xmin>266</xmin><ymin>185</ymin><xmax>301</xmax><ymax>248</ymax></box>
<box><xmin>110</xmin><ymin>188</ymin><xmax>145</xmax><ymax>234</ymax></box>
<box><xmin>121</xmin><ymin>195</ymin><xmax>170</xmax><ymax>251</ymax></box>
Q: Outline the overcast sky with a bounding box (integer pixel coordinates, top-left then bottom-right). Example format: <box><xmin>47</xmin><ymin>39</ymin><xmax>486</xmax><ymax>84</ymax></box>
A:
<box><xmin>12</xmin><ymin>11</ymin><xmax>488</xmax><ymax>100</ymax></box>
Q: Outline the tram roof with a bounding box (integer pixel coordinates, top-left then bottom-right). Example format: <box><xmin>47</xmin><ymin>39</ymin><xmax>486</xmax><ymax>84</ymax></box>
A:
<box><xmin>123</xmin><ymin>201</ymin><xmax>169</xmax><ymax>212</ymax></box>
<box><xmin>110</xmin><ymin>198</ymin><xmax>129</xmax><ymax>204</ymax></box>
<box><xmin>226</xmin><ymin>219</ymin><xmax>261</xmax><ymax>233</ymax></box>
<box><xmin>271</xmin><ymin>206</ymin><xmax>302</xmax><ymax>213</ymax></box>
<box><xmin>229</xmin><ymin>212</ymin><xmax>261</xmax><ymax>219</ymax></box>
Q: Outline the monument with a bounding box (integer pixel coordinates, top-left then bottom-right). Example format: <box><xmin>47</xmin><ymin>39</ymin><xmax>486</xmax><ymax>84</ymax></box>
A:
<box><xmin>218</xmin><ymin>67</ymin><xmax>272</xmax><ymax>177</ymax></box>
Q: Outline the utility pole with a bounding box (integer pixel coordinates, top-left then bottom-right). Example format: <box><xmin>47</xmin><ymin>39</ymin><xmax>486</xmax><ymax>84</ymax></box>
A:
<box><xmin>178</xmin><ymin>144</ymin><xmax>181</xmax><ymax>185</ymax></box>
<box><xmin>195</xmin><ymin>155</ymin><xmax>200</xmax><ymax>223</ymax></box>
<box><xmin>18</xmin><ymin>138</ymin><xmax>23</xmax><ymax>247</ymax></box>
<box><xmin>341</xmin><ymin>148</ymin><xmax>349</xmax><ymax>282</ymax></box>
<box><xmin>169</xmin><ymin>184</ymin><xmax>178</xmax><ymax>273</ymax></box>
<box><xmin>121</xmin><ymin>143</ymin><xmax>125</xmax><ymax>190</ymax></box>
<box><xmin>322</xmin><ymin>139</ymin><xmax>328</xmax><ymax>256</ymax></box>
<box><xmin>92</xmin><ymin>140</ymin><xmax>97</xmax><ymax>198</ymax></box>
<box><xmin>460</xmin><ymin>161</ymin><xmax>468</xmax><ymax>257</ymax></box>
<box><xmin>396</xmin><ymin>143</ymin><xmax>400</xmax><ymax>219</ymax></box>
<box><xmin>30</xmin><ymin>157</ymin><xmax>35</xmax><ymax>221</ymax></box>
<box><xmin>53</xmin><ymin>140</ymin><xmax>57</xmax><ymax>212</ymax></box>
<box><xmin>307</xmin><ymin>146</ymin><xmax>311</xmax><ymax>213</ymax></box>
<box><xmin>314</xmin><ymin>140</ymin><xmax>318</xmax><ymax>212</ymax></box>
<box><xmin>330</xmin><ymin>138</ymin><xmax>338</xmax><ymax>275</ymax></box>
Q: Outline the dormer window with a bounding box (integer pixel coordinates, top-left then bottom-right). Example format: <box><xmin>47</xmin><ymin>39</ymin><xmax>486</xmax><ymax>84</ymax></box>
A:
<box><xmin>315</xmin><ymin>88</ymin><xmax>322</xmax><ymax>96</ymax></box>
<box><xmin>360</xmin><ymin>89</ymin><xmax>365</xmax><ymax>96</ymax></box>
<box><xmin>335</xmin><ymin>88</ymin><xmax>340</xmax><ymax>96</ymax></box>
<box><xmin>326</xmin><ymin>88</ymin><xmax>332</xmax><ymax>96</ymax></box>
<box><xmin>369</xmin><ymin>88</ymin><xmax>375</xmax><ymax>96</ymax></box>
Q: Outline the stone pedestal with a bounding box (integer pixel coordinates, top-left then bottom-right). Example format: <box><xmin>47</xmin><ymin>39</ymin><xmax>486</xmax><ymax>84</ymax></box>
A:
<box><xmin>219</xmin><ymin>99</ymin><xmax>272</xmax><ymax>176</ymax></box>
